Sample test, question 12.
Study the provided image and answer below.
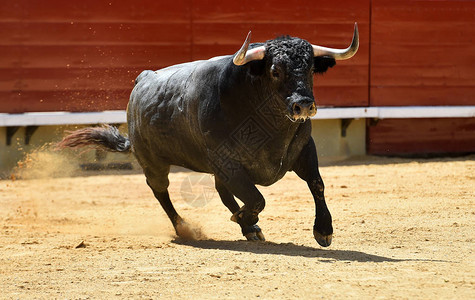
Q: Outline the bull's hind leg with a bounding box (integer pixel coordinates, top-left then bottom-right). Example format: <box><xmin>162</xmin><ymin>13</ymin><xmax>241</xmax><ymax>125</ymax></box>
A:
<box><xmin>215</xmin><ymin>178</ymin><xmax>265</xmax><ymax>241</ymax></box>
<box><xmin>144</xmin><ymin>165</ymin><xmax>187</xmax><ymax>237</ymax></box>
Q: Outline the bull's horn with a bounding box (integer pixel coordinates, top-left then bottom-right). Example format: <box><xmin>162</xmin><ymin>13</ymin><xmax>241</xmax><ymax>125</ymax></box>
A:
<box><xmin>233</xmin><ymin>31</ymin><xmax>265</xmax><ymax>66</ymax></box>
<box><xmin>312</xmin><ymin>23</ymin><xmax>359</xmax><ymax>60</ymax></box>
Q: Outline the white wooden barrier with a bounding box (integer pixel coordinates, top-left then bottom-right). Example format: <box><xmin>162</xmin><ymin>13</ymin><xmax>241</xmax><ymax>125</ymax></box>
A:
<box><xmin>0</xmin><ymin>106</ymin><xmax>474</xmax><ymax>127</ymax></box>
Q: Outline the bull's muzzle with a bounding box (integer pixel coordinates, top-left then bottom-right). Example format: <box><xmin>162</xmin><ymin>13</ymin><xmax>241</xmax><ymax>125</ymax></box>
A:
<box><xmin>291</xmin><ymin>99</ymin><xmax>317</xmax><ymax>121</ymax></box>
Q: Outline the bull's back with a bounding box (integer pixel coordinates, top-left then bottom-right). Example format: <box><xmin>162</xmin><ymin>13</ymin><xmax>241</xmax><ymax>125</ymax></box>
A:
<box><xmin>126</xmin><ymin>60</ymin><xmax>225</xmax><ymax>172</ymax></box>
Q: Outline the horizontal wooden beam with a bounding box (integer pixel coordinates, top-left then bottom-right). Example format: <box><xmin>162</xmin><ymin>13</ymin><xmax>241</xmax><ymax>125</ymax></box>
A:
<box><xmin>0</xmin><ymin>111</ymin><xmax>126</xmax><ymax>127</ymax></box>
<box><xmin>314</xmin><ymin>106</ymin><xmax>475</xmax><ymax>120</ymax></box>
<box><xmin>1</xmin><ymin>106</ymin><xmax>474</xmax><ymax>127</ymax></box>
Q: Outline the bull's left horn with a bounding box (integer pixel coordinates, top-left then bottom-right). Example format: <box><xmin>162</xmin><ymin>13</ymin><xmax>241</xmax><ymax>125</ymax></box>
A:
<box><xmin>312</xmin><ymin>23</ymin><xmax>359</xmax><ymax>60</ymax></box>
<box><xmin>233</xmin><ymin>31</ymin><xmax>265</xmax><ymax>66</ymax></box>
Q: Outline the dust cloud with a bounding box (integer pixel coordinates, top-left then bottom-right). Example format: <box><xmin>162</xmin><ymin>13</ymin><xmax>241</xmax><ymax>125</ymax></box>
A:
<box><xmin>11</xmin><ymin>143</ymin><xmax>77</xmax><ymax>180</ymax></box>
<box><xmin>176</xmin><ymin>219</ymin><xmax>207</xmax><ymax>241</ymax></box>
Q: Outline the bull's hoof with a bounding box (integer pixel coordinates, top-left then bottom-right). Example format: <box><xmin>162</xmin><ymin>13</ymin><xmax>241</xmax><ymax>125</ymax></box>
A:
<box><xmin>245</xmin><ymin>232</ymin><xmax>260</xmax><ymax>241</ymax></box>
<box><xmin>313</xmin><ymin>230</ymin><xmax>332</xmax><ymax>247</ymax></box>
<box><xmin>243</xmin><ymin>225</ymin><xmax>265</xmax><ymax>241</ymax></box>
<box><xmin>256</xmin><ymin>230</ymin><xmax>265</xmax><ymax>241</ymax></box>
<box><xmin>244</xmin><ymin>231</ymin><xmax>266</xmax><ymax>241</ymax></box>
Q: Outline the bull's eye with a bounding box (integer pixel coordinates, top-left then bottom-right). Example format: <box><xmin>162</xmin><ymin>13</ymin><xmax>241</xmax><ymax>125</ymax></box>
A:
<box><xmin>270</xmin><ymin>65</ymin><xmax>280</xmax><ymax>79</ymax></box>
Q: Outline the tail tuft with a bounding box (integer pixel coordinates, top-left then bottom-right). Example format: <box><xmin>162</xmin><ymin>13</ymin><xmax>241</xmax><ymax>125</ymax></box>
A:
<box><xmin>56</xmin><ymin>124</ymin><xmax>131</xmax><ymax>153</ymax></box>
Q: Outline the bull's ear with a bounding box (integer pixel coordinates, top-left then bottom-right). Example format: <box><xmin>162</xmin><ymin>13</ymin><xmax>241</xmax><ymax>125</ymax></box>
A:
<box><xmin>313</xmin><ymin>56</ymin><xmax>336</xmax><ymax>74</ymax></box>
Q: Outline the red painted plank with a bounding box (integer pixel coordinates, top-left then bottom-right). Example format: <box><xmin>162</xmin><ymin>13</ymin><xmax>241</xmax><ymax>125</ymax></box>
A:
<box><xmin>0</xmin><ymin>0</ymin><xmax>191</xmax><ymax>22</ymax></box>
<box><xmin>192</xmin><ymin>0</ymin><xmax>368</xmax><ymax>24</ymax></box>
<box><xmin>0</xmin><ymin>45</ymin><xmax>191</xmax><ymax>69</ymax></box>
<box><xmin>367</xmin><ymin>118</ymin><xmax>475</xmax><ymax>155</ymax></box>
<box><xmin>0</xmin><ymin>22</ymin><xmax>191</xmax><ymax>46</ymax></box>
<box><xmin>371</xmin><ymin>22</ymin><xmax>475</xmax><ymax>47</ymax></box>
<box><xmin>371</xmin><ymin>86</ymin><xmax>475</xmax><ymax>106</ymax></box>
<box><xmin>315</xmin><ymin>87</ymin><xmax>369</xmax><ymax>107</ymax></box>
<box><xmin>0</xmin><ymin>68</ymin><xmax>140</xmax><ymax>92</ymax></box>
<box><xmin>0</xmin><ymin>90</ymin><xmax>130</xmax><ymax>113</ymax></box>
<box><xmin>372</xmin><ymin>64</ymin><xmax>475</xmax><ymax>87</ymax></box>
<box><xmin>372</xmin><ymin>1</ymin><xmax>475</xmax><ymax>23</ymax></box>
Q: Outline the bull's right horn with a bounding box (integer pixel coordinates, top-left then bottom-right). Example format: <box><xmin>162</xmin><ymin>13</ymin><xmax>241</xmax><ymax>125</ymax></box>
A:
<box><xmin>233</xmin><ymin>31</ymin><xmax>266</xmax><ymax>66</ymax></box>
<box><xmin>312</xmin><ymin>23</ymin><xmax>359</xmax><ymax>60</ymax></box>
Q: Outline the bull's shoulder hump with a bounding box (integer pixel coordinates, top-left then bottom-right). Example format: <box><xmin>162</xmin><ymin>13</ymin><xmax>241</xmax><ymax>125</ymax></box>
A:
<box><xmin>134</xmin><ymin>55</ymin><xmax>232</xmax><ymax>86</ymax></box>
<box><xmin>134</xmin><ymin>70</ymin><xmax>156</xmax><ymax>85</ymax></box>
<box><xmin>154</xmin><ymin>55</ymin><xmax>232</xmax><ymax>75</ymax></box>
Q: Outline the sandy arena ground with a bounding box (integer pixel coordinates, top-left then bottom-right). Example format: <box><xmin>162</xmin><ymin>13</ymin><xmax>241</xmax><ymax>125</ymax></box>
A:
<box><xmin>0</xmin><ymin>155</ymin><xmax>474</xmax><ymax>299</ymax></box>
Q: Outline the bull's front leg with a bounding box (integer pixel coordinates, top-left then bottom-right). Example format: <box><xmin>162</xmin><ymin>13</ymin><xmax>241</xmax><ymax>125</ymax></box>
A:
<box><xmin>222</xmin><ymin>177</ymin><xmax>266</xmax><ymax>241</ymax></box>
<box><xmin>211</xmin><ymin>159</ymin><xmax>266</xmax><ymax>241</ymax></box>
<box><xmin>292</xmin><ymin>138</ymin><xmax>333</xmax><ymax>247</ymax></box>
<box><xmin>215</xmin><ymin>178</ymin><xmax>265</xmax><ymax>241</ymax></box>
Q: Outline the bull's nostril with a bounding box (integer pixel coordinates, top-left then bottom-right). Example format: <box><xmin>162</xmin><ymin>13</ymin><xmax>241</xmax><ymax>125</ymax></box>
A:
<box><xmin>309</xmin><ymin>103</ymin><xmax>316</xmax><ymax>113</ymax></box>
<box><xmin>292</xmin><ymin>103</ymin><xmax>301</xmax><ymax>115</ymax></box>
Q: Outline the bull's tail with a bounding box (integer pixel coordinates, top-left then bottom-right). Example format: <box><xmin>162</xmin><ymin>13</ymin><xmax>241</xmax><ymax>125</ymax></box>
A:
<box><xmin>57</xmin><ymin>124</ymin><xmax>131</xmax><ymax>153</ymax></box>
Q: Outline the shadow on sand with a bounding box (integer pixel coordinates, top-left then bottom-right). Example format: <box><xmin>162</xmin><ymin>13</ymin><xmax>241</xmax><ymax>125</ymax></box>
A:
<box><xmin>173</xmin><ymin>238</ymin><xmax>448</xmax><ymax>263</ymax></box>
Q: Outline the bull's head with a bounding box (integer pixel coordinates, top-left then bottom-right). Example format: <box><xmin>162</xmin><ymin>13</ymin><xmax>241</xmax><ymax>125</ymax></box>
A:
<box><xmin>233</xmin><ymin>23</ymin><xmax>359</xmax><ymax>122</ymax></box>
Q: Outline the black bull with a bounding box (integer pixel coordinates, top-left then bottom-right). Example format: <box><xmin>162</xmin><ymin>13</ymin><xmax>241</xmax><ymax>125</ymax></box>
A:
<box><xmin>59</xmin><ymin>25</ymin><xmax>359</xmax><ymax>247</ymax></box>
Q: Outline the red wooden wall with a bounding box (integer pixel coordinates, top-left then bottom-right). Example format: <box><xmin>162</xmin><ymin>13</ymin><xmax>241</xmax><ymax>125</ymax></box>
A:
<box><xmin>0</xmin><ymin>0</ymin><xmax>192</xmax><ymax>113</ymax></box>
<box><xmin>370</xmin><ymin>0</ymin><xmax>475</xmax><ymax>106</ymax></box>
<box><xmin>368</xmin><ymin>118</ymin><xmax>475</xmax><ymax>155</ymax></box>
<box><xmin>367</xmin><ymin>0</ymin><xmax>475</xmax><ymax>155</ymax></box>
<box><xmin>0</xmin><ymin>0</ymin><xmax>369</xmax><ymax>113</ymax></box>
